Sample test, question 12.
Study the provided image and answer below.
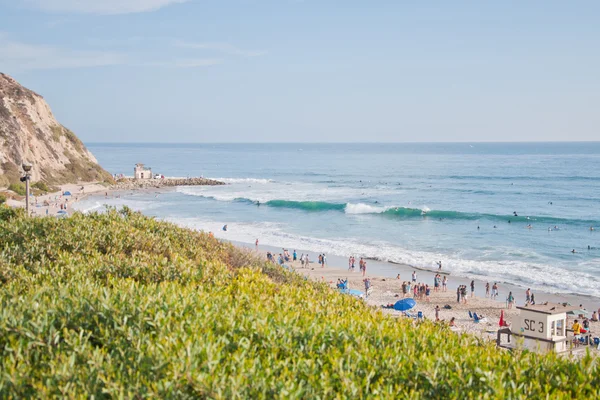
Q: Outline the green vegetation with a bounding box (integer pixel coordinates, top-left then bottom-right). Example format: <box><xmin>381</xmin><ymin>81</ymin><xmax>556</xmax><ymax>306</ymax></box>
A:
<box><xmin>7</xmin><ymin>182</ymin><xmax>25</xmax><ymax>196</ymax></box>
<box><xmin>0</xmin><ymin>194</ymin><xmax>5</xmax><ymax>205</ymax></box>
<box><xmin>0</xmin><ymin>161</ymin><xmax>20</xmax><ymax>188</ymax></box>
<box><xmin>0</xmin><ymin>207</ymin><xmax>599</xmax><ymax>398</ymax></box>
<box><xmin>31</xmin><ymin>181</ymin><xmax>50</xmax><ymax>193</ymax></box>
<box><xmin>50</xmin><ymin>125</ymin><xmax>63</xmax><ymax>142</ymax></box>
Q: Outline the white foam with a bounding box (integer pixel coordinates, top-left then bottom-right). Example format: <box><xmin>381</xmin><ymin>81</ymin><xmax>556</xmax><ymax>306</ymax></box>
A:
<box><xmin>164</xmin><ymin>216</ymin><xmax>600</xmax><ymax>296</ymax></box>
<box><xmin>344</xmin><ymin>203</ymin><xmax>389</xmax><ymax>214</ymax></box>
<box><xmin>211</xmin><ymin>177</ymin><xmax>274</xmax><ymax>184</ymax></box>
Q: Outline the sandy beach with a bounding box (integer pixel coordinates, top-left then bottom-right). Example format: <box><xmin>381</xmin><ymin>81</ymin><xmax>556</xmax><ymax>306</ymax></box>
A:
<box><xmin>238</xmin><ymin>242</ymin><xmax>600</xmax><ymax>349</ymax></box>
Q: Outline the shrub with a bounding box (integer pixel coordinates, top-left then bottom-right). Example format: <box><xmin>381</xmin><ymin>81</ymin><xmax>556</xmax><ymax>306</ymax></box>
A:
<box><xmin>0</xmin><ymin>209</ymin><xmax>599</xmax><ymax>398</ymax></box>
<box><xmin>32</xmin><ymin>181</ymin><xmax>50</xmax><ymax>192</ymax></box>
<box><xmin>0</xmin><ymin>193</ymin><xmax>6</xmax><ymax>205</ymax></box>
<box><xmin>7</xmin><ymin>182</ymin><xmax>26</xmax><ymax>196</ymax></box>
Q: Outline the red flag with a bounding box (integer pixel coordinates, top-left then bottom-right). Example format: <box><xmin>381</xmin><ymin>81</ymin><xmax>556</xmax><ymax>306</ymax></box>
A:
<box><xmin>499</xmin><ymin>309</ymin><xmax>505</xmax><ymax>327</ymax></box>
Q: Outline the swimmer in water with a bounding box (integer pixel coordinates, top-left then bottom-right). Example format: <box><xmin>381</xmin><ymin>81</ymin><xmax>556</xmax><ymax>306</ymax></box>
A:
<box><xmin>256</xmin><ymin>201</ymin><xmax>260</xmax><ymax>207</ymax></box>
<box><xmin>513</xmin><ymin>211</ymin><xmax>518</xmax><ymax>217</ymax></box>
<box><xmin>477</xmin><ymin>226</ymin><xmax>480</xmax><ymax>230</ymax></box>
<box><xmin>508</xmin><ymin>220</ymin><xmax>511</xmax><ymax>223</ymax></box>
<box><xmin>493</xmin><ymin>226</ymin><xmax>497</xmax><ymax>228</ymax></box>
<box><xmin>591</xmin><ymin>226</ymin><xmax>595</xmax><ymax>231</ymax></box>
<box><xmin>222</xmin><ymin>224</ymin><xmax>228</xmax><ymax>231</ymax></box>
<box><xmin>571</xmin><ymin>249</ymin><xmax>576</xmax><ymax>253</ymax></box>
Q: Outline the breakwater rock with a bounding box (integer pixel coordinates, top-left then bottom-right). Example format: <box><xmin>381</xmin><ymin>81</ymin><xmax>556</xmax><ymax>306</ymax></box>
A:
<box><xmin>112</xmin><ymin>177</ymin><xmax>225</xmax><ymax>190</ymax></box>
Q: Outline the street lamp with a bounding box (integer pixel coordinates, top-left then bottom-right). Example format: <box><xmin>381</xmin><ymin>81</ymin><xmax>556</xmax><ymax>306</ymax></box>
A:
<box><xmin>20</xmin><ymin>162</ymin><xmax>32</xmax><ymax>216</ymax></box>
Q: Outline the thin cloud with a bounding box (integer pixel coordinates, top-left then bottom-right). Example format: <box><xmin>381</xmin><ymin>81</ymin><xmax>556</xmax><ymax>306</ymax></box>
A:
<box><xmin>140</xmin><ymin>58</ymin><xmax>222</xmax><ymax>68</ymax></box>
<box><xmin>20</xmin><ymin>0</ymin><xmax>189</xmax><ymax>15</ymax></box>
<box><xmin>0</xmin><ymin>34</ymin><xmax>124</xmax><ymax>71</ymax></box>
<box><xmin>0</xmin><ymin>34</ymin><xmax>222</xmax><ymax>71</ymax></box>
<box><xmin>174</xmin><ymin>40</ymin><xmax>267</xmax><ymax>57</ymax></box>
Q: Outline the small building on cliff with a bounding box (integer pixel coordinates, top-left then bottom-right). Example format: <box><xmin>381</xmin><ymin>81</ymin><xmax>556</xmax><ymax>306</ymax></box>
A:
<box><xmin>134</xmin><ymin>163</ymin><xmax>152</xmax><ymax>180</ymax></box>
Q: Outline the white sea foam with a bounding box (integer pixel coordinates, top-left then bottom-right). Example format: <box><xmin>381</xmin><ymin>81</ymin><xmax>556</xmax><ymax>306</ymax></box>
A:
<box><xmin>344</xmin><ymin>203</ymin><xmax>389</xmax><ymax>214</ymax></box>
<box><xmin>211</xmin><ymin>177</ymin><xmax>274</xmax><ymax>184</ymax></box>
<box><xmin>164</xmin><ymin>216</ymin><xmax>600</xmax><ymax>296</ymax></box>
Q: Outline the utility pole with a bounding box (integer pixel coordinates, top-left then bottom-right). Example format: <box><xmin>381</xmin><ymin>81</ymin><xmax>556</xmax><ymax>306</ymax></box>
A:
<box><xmin>21</xmin><ymin>162</ymin><xmax>32</xmax><ymax>216</ymax></box>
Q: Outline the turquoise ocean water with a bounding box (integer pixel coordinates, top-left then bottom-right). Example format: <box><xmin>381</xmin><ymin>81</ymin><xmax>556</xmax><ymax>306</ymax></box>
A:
<box><xmin>79</xmin><ymin>143</ymin><xmax>600</xmax><ymax>297</ymax></box>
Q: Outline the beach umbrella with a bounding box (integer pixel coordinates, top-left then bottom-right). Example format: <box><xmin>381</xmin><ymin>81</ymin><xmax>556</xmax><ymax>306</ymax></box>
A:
<box><xmin>567</xmin><ymin>309</ymin><xmax>589</xmax><ymax>316</ymax></box>
<box><xmin>64</xmin><ymin>191</ymin><xmax>72</xmax><ymax>196</ymax></box>
<box><xmin>339</xmin><ymin>288</ymin><xmax>364</xmax><ymax>298</ymax></box>
<box><xmin>499</xmin><ymin>310</ymin><xmax>505</xmax><ymax>327</ymax></box>
<box><xmin>393</xmin><ymin>298</ymin><xmax>416</xmax><ymax>311</ymax></box>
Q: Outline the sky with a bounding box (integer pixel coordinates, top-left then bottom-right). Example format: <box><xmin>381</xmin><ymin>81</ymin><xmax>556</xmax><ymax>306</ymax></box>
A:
<box><xmin>0</xmin><ymin>1</ymin><xmax>598</xmax><ymax>143</ymax></box>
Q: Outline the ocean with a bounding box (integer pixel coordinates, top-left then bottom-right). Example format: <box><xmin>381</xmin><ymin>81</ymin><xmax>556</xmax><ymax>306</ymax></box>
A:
<box><xmin>78</xmin><ymin>142</ymin><xmax>600</xmax><ymax>297</ymax></box>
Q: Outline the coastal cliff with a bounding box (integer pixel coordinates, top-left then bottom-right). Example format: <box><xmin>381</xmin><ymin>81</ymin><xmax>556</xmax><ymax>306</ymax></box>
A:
<box><xmin>0</xmin><ymin>73</ymin><xmax>112</xmax><ymax>188</ymax></box>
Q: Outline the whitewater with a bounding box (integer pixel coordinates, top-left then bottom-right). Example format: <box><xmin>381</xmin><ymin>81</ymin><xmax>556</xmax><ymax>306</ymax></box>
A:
<box><xmin>77</xmin><ymin>142</ymin><xmax>600</xmax><ymax>297</ymax></box>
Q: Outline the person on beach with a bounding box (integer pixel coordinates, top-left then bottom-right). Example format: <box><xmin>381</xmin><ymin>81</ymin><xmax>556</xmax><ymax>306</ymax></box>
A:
<box><xmin>425</xmin><ymin>285</ymin><xmax>431</xmax><ymax>302</ymax></box>
<box><xmin>435</xmin><ymin>305</ymin><xmax>440</xmax><ymax>321</ymax></box>
<box><xmin>362</xmin><ymin>259</ymin><xmax>367</xmax><ymax>276</ymax></box>
<box><xmin>293</xmin><ymin>250</ymin><xmax>297</xmax><ymax>261</ymax></box>
<box><xmin>461</xmin><ymin>285</ymin><xmax>468</xmax><ymax>304</ymax></box>
<box><xmin>485</xmin><ymin>282</ymin><xmax>490</xmax><ymax>298</ymax></box>
<box><xmin>525</xmin><ymin>288</ymin><xmax>531</xmax><ymax>305</ymax></box>
<box><xmin>530</xmin><ymin>293</ymin><xmax>535</xmax><ymax>305</ymax></box>
<box><xmin>456</xmin><ymin>287</ymin><xmax>461</xmax><ymax>303</ymax></box>
<box><xmin>449</xmin><ymin>317</ymin><xmax>456</xmax><ymax>327</ymax></box>
<box><xmin>507</xmin><ymin>292</ymin><xmax>515</xmax><ymax>309</ymax></box>
<box><xmin>470</xmin><ymin>280</ymin><xmax>475</xmax><ymax>298</ymax></box>
<box><xmin>412</xmin><ymin>271</ymin><xmax>417</xmax><ymax>283</ymax></box>
<box><xmin>492</xmin><ymin>283</ymin><xmax>499</xmax><ymax>300</ymax></box>
<box><xmin>396</xmin><ymin>274</ymin><xmax>401</xmax><ymax>280</ymax></box>
<box><xmin>572</xmin><ymin>320</ymin><xmax>582</xmax><ymax>346</ymax></box>
<box><xmin>322</xmin><ymin>254</ymin><xmax>327</xmax><ymax>265</ymax></box>
<box><xmin>442</xmin><ymin>276</ymin><xmax>447</xmax><ymax>292</ymax></box>
<box><xmin>436</xmin><ymin>261</ymin><xmax>442</xmax><ymax>270</ymax></box>
<box><xmin>255</xmin><ymin>239</ymin><xmax>259</xmax><ymax>249</ymax></box>
<box><xmin>592</xmin><ymin>311</ymin><xmax>599</xmax><ymax>322</ymax></box>
<box><xmin>414</xmin><ymin>284</ymin><xmax>419</xmax><ymax>299</ymax></box>
<box><xmin>348</xmin><ymin>256</ymin><xmax>353</xmax><ymax>271</ymax></box>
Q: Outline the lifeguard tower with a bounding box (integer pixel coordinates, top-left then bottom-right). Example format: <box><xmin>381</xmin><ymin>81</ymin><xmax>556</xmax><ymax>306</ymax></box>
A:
<box><xmin>134</xmin><ymin>163</ymin><xmax>152</xmax><ymax>180</ymax></box>
<box><xmin>497</xmin><ymin>303</ymin><xmax>579</xmax><ymax>353</ymax></box>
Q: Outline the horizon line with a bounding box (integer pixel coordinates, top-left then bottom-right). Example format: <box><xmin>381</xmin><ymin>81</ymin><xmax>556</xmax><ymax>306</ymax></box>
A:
<box><xmin>84</xmin><ymin>140</ymin><xmax>600</xmax><ymax>145</ymax></box>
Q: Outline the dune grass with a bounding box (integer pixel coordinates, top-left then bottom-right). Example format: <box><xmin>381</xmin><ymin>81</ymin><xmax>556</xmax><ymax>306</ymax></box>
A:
<box><xmin>0</xmin><ymin>206</ymin><xmax>598</xmax><ymax>398</ymax></box>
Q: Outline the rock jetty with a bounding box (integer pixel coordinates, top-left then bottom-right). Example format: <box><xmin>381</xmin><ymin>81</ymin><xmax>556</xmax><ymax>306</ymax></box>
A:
<box><xmin>112</xmin><ymin>177</ymin><xmax>225</xmax><ymax>190</ymax></box>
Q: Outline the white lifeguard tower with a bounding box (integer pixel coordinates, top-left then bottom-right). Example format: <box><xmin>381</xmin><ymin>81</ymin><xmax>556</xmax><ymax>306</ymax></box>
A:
<box><xmin>134</xmin><ymin>163</ymin><xmax>152</xmax><ymax>180</ymax></box>
<box><xmin>497</xmin><ymin>303</ymin><xmax>579</xmax><ymax>353</ymax></box>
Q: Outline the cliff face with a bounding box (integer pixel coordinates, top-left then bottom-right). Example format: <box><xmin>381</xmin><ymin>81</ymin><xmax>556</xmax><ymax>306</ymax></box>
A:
<box><xmin>0</xmin><ymin>73</ymin><xmax>112</xmax><ymax>188</ymax></box>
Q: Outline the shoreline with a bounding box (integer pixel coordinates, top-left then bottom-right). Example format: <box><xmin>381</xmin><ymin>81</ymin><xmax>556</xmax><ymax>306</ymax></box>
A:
<box><xmin>232</xmin><ymin>240</ymin><xmax>600</xmax><ymax>346</ymax></box>
<box><xmin>46</xmin><ymin>187</ymin><xmax>600</xmax><ymax>311</ymax></box>
<box><xmin>230</xmin><ymin>240</ymin><xmax>600</xmax><ymax>314</ymax></box>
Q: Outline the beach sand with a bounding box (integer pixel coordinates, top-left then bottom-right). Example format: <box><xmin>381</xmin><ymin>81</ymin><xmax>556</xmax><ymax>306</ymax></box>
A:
<box><xmin>247</xmin><ymin>244</ymin><xmax>600</xmax><ymax>350</ymax></box>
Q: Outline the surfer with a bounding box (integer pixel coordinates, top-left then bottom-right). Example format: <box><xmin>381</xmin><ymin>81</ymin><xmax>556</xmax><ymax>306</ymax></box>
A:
<box><xmin>436</xmin><ymin>261</ymin><xmax>442</xmax><ymax>270</ymax></box>
<box><xmin>222</xmin><ymin>224</ymin><xmax>228</xmax><ymax>231</ymax></box>
<box><xmin>590</xmin><ymin>226</ymin><xmax>595</xmax><ymax>231</ymax></box>
<box><xmin>571</xmin><ymin>249</ymin><xmax>576</xmax><ymax>253</ymax></box>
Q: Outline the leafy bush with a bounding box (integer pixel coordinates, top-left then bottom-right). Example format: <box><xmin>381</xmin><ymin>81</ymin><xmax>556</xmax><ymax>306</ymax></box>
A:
<box><xmin>7</xmin><ymin>182</ymin><xmax>26</xmax><ymax>196</ymax></box>
<box><xmin>0</xmin><ymin>208</ymin><xmax>599</xmax><ymax>398</ymax></box>
<box><xmin>32</xmin><ymin>181</ymin><xmax>50</xmax><ymax>193</ymax></box>
<box><xmin>0</xmin><ymin>193</ymin><xmax>6</xmax><ymax>205</ymax></box>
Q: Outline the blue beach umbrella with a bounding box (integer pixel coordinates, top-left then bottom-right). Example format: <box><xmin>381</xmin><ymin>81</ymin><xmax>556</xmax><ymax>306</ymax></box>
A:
<box><xmin>339</xmin><ymin>288</ymin><xmax>364</xmax><ymax>297</ymax></box>
<box><xmin>64</xmin><ymin>191</ymin><xmax>72</xmax><ymax>196</ymax></box>
<box><xmin>394</xmin><ymin>298</ymin><xmax>416</xmax><ymax>311</ymax></box>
